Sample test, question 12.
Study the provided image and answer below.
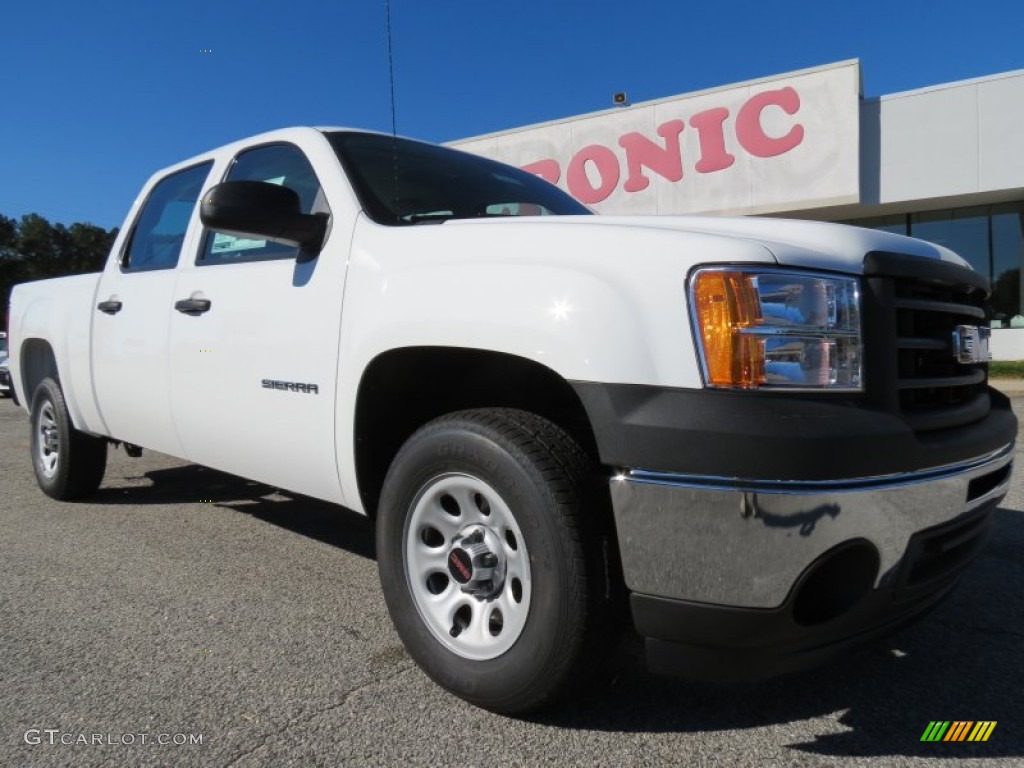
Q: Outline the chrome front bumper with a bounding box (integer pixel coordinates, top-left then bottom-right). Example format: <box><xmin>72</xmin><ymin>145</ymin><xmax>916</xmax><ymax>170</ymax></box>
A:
<box><xmin>610</xmin><ymin>443</ymin><xmax>1014</xmax><ymax>608</ymax></box>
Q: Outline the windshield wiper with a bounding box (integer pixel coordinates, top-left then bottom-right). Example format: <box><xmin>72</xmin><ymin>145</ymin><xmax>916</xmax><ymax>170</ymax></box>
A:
<box><xmin>404</xmin><ymin>213</ymin><xmax>455</xmax><ymax>224</ymax></box>
<box><xmin>403</xmin><ymin>212</ymin><xmax>526</xmax><ymax>224</ymax></box>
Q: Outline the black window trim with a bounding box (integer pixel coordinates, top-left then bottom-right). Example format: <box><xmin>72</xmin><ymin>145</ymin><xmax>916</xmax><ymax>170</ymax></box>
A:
<box><xmin>194</xmin><ymin>140</ymin><xmax>330</xmax><ymax>268</ymax></box>
<box><xmin>119</xmin><ymin>160</ymin><xmax>215</xmax><ymax>274</ymax></box>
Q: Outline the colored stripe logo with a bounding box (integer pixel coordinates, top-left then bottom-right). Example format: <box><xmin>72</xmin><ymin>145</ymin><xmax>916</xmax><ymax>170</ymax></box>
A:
<box><xmin>921</xmin><ymin>721</ymin><xmax>997</xmax><ymax>742</ymax></box>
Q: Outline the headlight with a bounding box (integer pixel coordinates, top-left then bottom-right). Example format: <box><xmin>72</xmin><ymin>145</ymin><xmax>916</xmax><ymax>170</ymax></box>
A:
<box><xmin>690</xmin><ymin>268</ymin><xmax>862</xmax><ymax>391</ymax></box>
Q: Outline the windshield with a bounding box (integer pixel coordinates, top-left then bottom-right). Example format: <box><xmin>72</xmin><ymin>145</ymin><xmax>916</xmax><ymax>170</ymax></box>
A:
<box><xmin>327</xmin><ymin>131</ymin><xmax>590</xmax><ymax>225</ymax></box>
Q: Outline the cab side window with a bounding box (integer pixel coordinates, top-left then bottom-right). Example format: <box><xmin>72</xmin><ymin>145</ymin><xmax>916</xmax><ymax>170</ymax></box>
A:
<box><xmin>123</xmin><ymin>162</ymin><xmax>212</xmax><ymax>271</ymax></box>
<box><xmin>199</xmin><ymin>143</ymin><xmax>328</xmax><ymax>265</ymax></box>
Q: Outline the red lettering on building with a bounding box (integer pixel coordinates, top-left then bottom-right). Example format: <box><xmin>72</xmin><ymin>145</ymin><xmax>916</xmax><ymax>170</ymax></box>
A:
<box><xmin>521</xmin><ymin>159</ymin><xmax>561</xmax><ymax>184</ymax></box>
<box><xmin>517</xmin><ymin>87</ymin><xmax>806</xmax><ymax>201</ymax></box>
<box><xmin>689</xmin><ymin>107</ymin><xmax>735</xmax><ymax>173</ymax></box>
<box><xmin>735</xmin><ymin>86</ymin><xmax>804</xmax><ymax>158</ymax></box>
<box><xmin>566</xmin><ymin>144</ymin><xmax>620</xmax><ymax>204</ymax></box>
<box><xmin>618</xmin><ymin>119</ymin><xmax>685</xmax><ymax>192</ymax></box>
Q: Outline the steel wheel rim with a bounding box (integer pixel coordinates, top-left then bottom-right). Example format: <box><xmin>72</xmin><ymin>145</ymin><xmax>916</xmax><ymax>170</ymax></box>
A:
<box><xmin>404</xmin><ymin>473</ymin><xmax>532</xmax><ymax>660</ymax></box>
<box><xmin>36</xmin><ymin>401</ymin><xmax>60</xmax><ymax>479</ymax></box>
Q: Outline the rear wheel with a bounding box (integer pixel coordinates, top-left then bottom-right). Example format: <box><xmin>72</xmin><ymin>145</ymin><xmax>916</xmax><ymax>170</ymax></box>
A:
<box><xmin>377</xmin><ymin>408</ymin><xmax>608</xmax><ymax>714</ymax></box>
<box><xmin>30</xmin><ymin>377</ymin><xmax>107</xmax><ymax>500</ymax></box>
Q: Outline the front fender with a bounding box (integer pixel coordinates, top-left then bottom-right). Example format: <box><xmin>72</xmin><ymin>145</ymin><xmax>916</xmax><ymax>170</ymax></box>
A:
<box><xmin>340</xmin><ymin>216</ymin><xmax>777</xmax><ymax>388</ymax></box>
<box><xmin>334</xmin><ymin>215</ymin><xmax>777</xmax><ymax>509</ymax></box>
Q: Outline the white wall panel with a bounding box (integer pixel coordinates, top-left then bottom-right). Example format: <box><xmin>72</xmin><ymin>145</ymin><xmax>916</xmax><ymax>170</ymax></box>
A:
<box><xmin>978</xmin><ymin>74</ymin><xmax>1024</xmax><ymax>192</ymax></box>
<box><xmin>876</xmin><ymin>85</ymin><xmax>978</xmax><ymax>203</ymax></box>
<box><xmin>872</xmin><ymin>71</ymin><xmax>1024</xmax><ymax>207</ymax></box>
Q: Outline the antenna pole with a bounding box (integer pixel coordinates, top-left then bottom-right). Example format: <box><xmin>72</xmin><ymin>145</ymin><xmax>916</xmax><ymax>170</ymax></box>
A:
<box><xmin>385</xmin><ymin>0</ymin><xmax>398</xmax><ymax>137</ymax></box>
<box><xmin>385</xmin><ymin>0</ymin><xmax>399</xmax><ymax>221</ymax></box>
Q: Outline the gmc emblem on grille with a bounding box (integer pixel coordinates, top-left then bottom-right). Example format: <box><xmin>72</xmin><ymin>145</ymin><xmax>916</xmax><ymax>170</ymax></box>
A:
<box><xmin>952</xmin><ymin>325</ymin><xmax>991</xmax><ymax>364</ymax></box>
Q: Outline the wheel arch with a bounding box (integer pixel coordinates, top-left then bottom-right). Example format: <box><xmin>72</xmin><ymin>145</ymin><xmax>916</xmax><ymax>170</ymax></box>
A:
<box><xmin>19</xmin><ymin>338</ymin><xmax>60</xmax><ymax>408</ymax></box>
<box><xmin>18</xmin><ymin>339</ymin><xmax>103</xmax><ymax>436</ymax></box>
<box><xmin>353</xmin><ymin>346</ymin><xmax>601</xmax><ymax>517</ymax></box>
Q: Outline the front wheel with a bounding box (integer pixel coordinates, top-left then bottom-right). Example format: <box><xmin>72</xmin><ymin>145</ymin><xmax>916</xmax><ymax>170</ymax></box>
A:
<box><xmin>30</xmin><ymin>377</ymin><xmax>107</xmax><ymax>500</ymax></box>
<box><xmin>377</xmin><ymin>408</ymin><xmax>608</xmax><ymax>714</ymax></box>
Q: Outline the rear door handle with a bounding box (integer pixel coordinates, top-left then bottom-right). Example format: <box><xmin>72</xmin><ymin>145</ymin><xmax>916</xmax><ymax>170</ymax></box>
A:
<box><xmin>97</xmin><ymin>299</ymin><xmax>123</xmax><ymax>315</ymax></box>
<box><xmin>174</xmin><ymin>298</ymin><xmax>212</xmax><ymax>315</ymax></box>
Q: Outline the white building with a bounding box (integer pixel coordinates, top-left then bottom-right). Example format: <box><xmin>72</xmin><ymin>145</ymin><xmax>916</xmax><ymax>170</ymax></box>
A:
<box><xmin>451</xmin><ymin>60</ymin><xmax>1024</xmax><ymax>359</ymax></box>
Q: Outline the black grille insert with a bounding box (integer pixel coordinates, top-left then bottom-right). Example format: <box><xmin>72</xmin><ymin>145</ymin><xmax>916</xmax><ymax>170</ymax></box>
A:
<box><xmin>864</xmin><ymin>251</ymin><xmax>991</xmax><ymax>433</ymax></box>
<box><xmin>967</xmin><ymin>463</ymin><xmax>1012</xmax><ymax>502</ymax></box>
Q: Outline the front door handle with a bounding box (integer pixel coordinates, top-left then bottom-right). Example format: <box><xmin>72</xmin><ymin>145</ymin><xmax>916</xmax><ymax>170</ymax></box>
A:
<box><xmin>174</xmin><ymin>298</ymin><xmax>212</xmax><ymax>315</ymax></box>
<box><xmin>97</xmin><ymin>299</ymin><xmax>123</xmax><ymax>315</ymax></box>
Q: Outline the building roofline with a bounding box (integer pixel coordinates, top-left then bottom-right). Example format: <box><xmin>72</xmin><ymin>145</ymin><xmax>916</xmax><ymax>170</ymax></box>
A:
<box><xmin>865</xmin><ymin>67</ymin><xmax>1024</xmax><ymax>104</ymax></box>
<box><xmin>452</xmin><ymin>59</ymin><xmax>861</xmax><ymax>144</ymax></box>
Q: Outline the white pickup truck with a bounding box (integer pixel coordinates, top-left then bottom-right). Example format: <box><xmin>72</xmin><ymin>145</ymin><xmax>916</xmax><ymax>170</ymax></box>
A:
<box><xmin>8</xmin><ymin>127</ymin><xmax>1016</xmax><ymax>714</ymax></box>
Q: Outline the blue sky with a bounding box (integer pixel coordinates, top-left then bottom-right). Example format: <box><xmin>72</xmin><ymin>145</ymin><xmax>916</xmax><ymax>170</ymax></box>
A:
<box><xmin>1</xmin><ymin>0</ymin><xmax>1022</xmax><ymax>229</ymax></box>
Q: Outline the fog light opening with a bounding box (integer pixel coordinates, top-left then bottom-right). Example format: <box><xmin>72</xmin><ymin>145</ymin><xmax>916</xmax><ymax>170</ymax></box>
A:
<box><xmin>792</xmin><ymin>540</ymin><xmax>880</xmax><ymax>627</ymax></box>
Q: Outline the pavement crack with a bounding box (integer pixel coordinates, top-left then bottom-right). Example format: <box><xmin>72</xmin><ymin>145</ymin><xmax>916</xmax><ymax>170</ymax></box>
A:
<box><xmin>224</xmin><ymin>663</ymin><xmax>416</xmax><ymax>767</ymax></box>
<box><xmin>224</xmin><ymin>733</ymin><xmax>272</xmax><ymax>768</ymax></box>
<box><xmin>304</xmin><ymin>663</ymin><xmax>417</xmax><ymax>724</ymax></box>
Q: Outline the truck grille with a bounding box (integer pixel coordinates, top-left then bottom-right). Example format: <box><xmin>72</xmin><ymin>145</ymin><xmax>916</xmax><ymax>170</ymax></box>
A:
<box><xmin>864</xmin><ymin>252</ymin><xmax>991</xmax><ymax>433</ymax></box>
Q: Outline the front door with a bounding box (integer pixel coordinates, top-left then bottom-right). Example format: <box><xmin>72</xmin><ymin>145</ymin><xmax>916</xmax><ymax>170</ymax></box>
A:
<box><xmin>91</xmin><ymin>161</ymin><xmax>213</xmax><ymax>455</ymax></box>
<box><xmin>167</xmin><ymin>142</ymin><xmax>347</xmax><ymax>504</ymax></box>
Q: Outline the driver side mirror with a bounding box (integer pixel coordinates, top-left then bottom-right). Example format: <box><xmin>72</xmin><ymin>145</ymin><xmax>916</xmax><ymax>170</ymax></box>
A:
<box><xmin>199</xmin><ymin>181</ymin><xmax>328</xmax><ymax>255</ymax></box>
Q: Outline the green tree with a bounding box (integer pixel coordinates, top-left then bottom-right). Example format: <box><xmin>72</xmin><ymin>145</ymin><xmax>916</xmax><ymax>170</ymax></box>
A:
<box><xmin>0</xmin><ymin>212</ymin><xmax>118</xmax><ymax>312</ymax></box>
<box><xmin>0</xmin><ymin>214</ymin><xmax>15</xmax><ymax>256</ymax></box>
<box><xmin>16</xmin><ymin>214</ymin><xmax>59</xmax><ymax>280</ymax></box>
<box><xmin>67</xmin><ymin>222</ymin><xmax>117</xmax><ymax>273</ymax></box>
<box><xmin>992</xmin><ymin>268</ymin><xmax>1021</xmax><ymax>322</ymax></box>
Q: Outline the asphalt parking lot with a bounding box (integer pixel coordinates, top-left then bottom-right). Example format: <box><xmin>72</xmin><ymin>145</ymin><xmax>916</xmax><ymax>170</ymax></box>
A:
<box><xmin>1</xmin><ymin>396</ymin><xmax>1023</xmax><ymax>767</ymax></box>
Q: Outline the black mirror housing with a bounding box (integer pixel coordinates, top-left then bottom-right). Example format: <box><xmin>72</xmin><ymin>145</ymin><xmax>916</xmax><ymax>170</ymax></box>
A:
<box><xmin>200</xmin><ymin>181</ymin><xmax>328</xmax><ymax>253</ymax></box>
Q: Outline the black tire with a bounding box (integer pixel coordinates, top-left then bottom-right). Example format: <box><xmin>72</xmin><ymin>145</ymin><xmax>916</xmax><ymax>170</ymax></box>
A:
<box><xmin>377</xmin><ymin>408</ymin><xmax>609</xmax><ymax>714</ymax></box>
<box><xmin>30</xmin><ymin>377</ymin><xmax>107</xmax><ymax>500</ymax></box>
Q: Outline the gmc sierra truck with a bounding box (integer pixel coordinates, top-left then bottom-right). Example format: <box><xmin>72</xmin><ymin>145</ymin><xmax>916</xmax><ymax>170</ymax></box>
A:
<box><xmin>8</xmin><ymin>127</ymin><xmax>1016</xmax><ymax>714</ymax></box>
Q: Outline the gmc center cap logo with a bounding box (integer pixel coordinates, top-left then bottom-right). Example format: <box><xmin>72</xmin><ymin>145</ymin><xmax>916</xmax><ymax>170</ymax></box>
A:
<box><xmin>953</xmin><ymin>325</ymin><xmax>991</xmax><ymax>364</ymax></box>
<box><xmin>448</xmin><ymin>549</ymin><xmax>474</xmax><ymax>583</ymax></box>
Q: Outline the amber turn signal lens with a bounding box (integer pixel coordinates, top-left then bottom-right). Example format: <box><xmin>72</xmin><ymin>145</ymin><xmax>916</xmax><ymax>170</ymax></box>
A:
<box><xmin>692</xmin><ymin>270</ymin><xmax>765</xmax><ymax>388</ymax></box>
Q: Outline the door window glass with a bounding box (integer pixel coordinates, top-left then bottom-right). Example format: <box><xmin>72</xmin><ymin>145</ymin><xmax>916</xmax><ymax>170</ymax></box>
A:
<box><xmin>200</xmin><ymin>143</ymin><xmax>327</xmax><ymax>264</ymax></box>
<box><xmin>123</xmin><ymin>162</ymin><xmax>212</xmax><ymax>271</ymax></box>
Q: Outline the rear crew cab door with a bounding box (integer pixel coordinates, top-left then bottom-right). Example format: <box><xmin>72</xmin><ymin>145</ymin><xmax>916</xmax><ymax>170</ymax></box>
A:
<box><xmin>167</xmin><ymin>140</ymin><xmax>349</xmax><ymax>504</ymax></box>
<box><xmin>91</xmin><ymin>161</ymin><xmax>214</xmax><ymax>455</ymax></box>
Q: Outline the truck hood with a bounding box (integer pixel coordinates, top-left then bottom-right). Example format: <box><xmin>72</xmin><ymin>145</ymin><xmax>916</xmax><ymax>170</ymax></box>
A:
<box><xmin>452</xmin><ymin>215</ymin><xmax>970</xmax><ymax>275</ymax></box>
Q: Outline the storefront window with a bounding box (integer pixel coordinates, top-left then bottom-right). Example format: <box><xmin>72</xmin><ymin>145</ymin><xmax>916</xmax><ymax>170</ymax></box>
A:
<box><xmin>848</xmin><ymin>214</ymin><xmax>908</xmax><ymax>236</ymax></box>
<box><xmin>910</xmin><ymin>207</ymin><xmax>988</xmax><ymax>276</ymax></box>
<box><xmin>991</xmin><ymin>204</ymin><xmax>1024</xmax><ymax>326</ymax></box>
<box><xmin>847</xmin><ymin>203</ymin><xmax>1024</xmax><ymax>326</ymax></box>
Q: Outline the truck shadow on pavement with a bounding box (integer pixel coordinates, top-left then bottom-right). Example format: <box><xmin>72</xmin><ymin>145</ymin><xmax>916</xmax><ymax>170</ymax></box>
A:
<box><xmin>94</xmin><ymin>463</ymin><xmax>1022</xmax><ymax>758</ymax></box>
<box><xmin>93</xmin><ymin>463</ymin><xmax>376</xmax><ymax>560</ymax></box>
